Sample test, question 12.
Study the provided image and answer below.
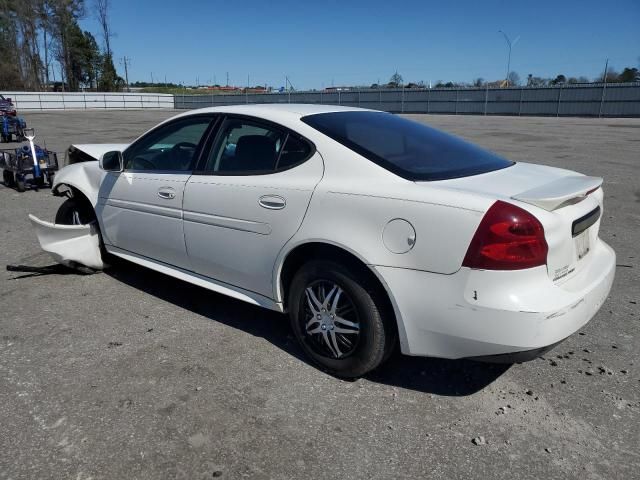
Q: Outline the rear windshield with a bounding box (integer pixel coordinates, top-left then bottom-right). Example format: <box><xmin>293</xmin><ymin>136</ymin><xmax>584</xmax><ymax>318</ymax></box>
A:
<box><xmin>301</xmin><ymin>111</ymin><xmax>514</xmax><ymax>181</ymax></box>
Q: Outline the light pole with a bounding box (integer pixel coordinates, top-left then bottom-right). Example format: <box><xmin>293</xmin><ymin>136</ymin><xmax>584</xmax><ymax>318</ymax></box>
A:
<box><xmin>120</xmin><ymin>56</ymin><xmax>131</xmax><ymax>92</ymax></box>
<box><xmin>498</xmin><ymin>30</ymin><xmax>519</xmax><ymax>86</ymax></box>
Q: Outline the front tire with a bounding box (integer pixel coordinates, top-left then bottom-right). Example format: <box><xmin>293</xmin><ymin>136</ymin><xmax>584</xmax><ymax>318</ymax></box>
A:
<box><xmin>55</xmin><ymin>198</ymin><xmax>95</xmax><ymax>225</ymax></box>
<box><xmin>288</xmin><ymin>260</ymin><xmax>396</xmax><ymax>378</ymax></box>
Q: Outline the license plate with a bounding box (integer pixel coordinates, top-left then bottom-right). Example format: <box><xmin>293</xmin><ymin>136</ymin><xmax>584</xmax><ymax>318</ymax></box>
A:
<box><xmin>39</xmin><ymin>161</ymin><xmax>47</xmax><ymax>168</ymax></box>
<box><xmin>575</xmin><ymin>230</ymin><xmax>590</xmax><ymax>261</ymax></box>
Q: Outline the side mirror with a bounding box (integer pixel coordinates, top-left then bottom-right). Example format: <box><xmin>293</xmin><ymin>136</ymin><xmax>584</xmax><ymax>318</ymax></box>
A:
<box><xmin>99</xmin><ymin>150</ymin><xmax>123</xmax><ymax>172</ymax></box>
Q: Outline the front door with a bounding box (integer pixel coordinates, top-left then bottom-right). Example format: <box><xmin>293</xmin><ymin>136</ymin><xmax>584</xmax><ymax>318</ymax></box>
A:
<box><xmin>183</xmin><ymin>116</ymin><xmax>323</xmax><ymax>297</ymax></box>
<box><xmin>98</xmin><ymin>115</ymin><xmax>215</xmax><ymax>269</ymax></box>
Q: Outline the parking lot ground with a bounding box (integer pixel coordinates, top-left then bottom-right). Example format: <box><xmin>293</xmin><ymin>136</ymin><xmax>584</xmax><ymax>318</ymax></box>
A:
<box><xmin>1</xmin><ymin>110</ymin><xmax>639</xmax><ymax>480</ymax></box>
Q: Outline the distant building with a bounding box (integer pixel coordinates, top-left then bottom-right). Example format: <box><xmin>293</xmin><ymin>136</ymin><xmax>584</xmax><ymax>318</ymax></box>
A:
<box><xmin>324</xmin><ymin>86</ymin><xmax>351</xmax><ymax>92</ymax></box>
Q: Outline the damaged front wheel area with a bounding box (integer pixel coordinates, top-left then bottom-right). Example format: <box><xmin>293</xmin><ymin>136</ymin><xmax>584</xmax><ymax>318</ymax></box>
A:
<box><xmin>28</xmin><ymin>194</ymin><xmax>110</xmax><ymax>272</ymax></box>
<box><xmin>55</xmin><ymin>197</ymin><xmax>96</xmax><ymax>226</ymax></box>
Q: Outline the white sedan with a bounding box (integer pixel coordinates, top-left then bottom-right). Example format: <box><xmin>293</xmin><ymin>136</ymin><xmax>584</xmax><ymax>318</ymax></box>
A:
<box><xmin>31</xmin><ymin>104</ymin><xmax>616</xmax><ymax>377</ymax></box>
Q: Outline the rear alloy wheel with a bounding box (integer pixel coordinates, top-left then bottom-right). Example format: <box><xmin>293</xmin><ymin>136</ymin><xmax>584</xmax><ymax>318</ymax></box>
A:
<box><xmin>303</xmin><ymin>279</ymin><xmax>361</xmax><ymax>359</ymax></box>
<box><xmin>288</xmin><ymin>260</ymin><xmax>395</xmax><ymax>378</ymax></box>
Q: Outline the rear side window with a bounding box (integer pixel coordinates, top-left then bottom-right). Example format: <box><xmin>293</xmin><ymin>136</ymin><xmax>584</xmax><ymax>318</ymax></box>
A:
<box><xmin>203</xmin><ymin>117</ymin><xmax>314</xmax><ymax>174</ymax></box>
<box><xmin>206</xmin><ymin>119</ymin><xmax>285</xmax><ymax>173</ymax></box>
<box><xmin>301</xmin><ymin>111</ymin><xmax>513</xmax><ymax>181</ymax></box>
<box><xmin>277</xmin><ymin>135</ymin><xmax>311</xmax><ymax>169</ymax></box>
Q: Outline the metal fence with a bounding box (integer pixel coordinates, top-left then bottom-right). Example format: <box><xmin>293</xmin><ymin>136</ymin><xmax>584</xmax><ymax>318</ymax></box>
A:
<box><xmin>175</xmin><ymin>83</ymin><xmax>640</xmax><ymax>117</ymax></box>
<box><xmin>4</xmin><ymin>84</ymin><xmax>638</xmax><ymax>116</ymax></box>
<box><xmin>0</xmin><ymin>91</ymin><xmax>174</xmax><ymax>110</ymax></box>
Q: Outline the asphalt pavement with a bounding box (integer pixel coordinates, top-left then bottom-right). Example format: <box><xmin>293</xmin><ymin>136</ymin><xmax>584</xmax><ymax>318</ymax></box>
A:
<box><xmin>1</xmin><ymin>110</ymin><xmax>638</xmax><ymax>480</ymax></box>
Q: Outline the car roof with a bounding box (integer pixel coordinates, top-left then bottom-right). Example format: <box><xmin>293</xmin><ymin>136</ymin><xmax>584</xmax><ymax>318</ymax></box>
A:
<box><xmin>176</xmin><ymin>103</ymin><xmax>376</xmax><ymax>120</ymax></box>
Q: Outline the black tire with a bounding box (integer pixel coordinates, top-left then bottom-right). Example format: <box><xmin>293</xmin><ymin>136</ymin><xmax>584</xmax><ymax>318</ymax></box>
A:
<box><xmin>15</xmin><ymin>174</ymin><xmax>26</xmax><ymax>192</ymax></box>
<box><xmin>55</xmin><ymin>197</ymin><xmax>96</xmax><ymax>225</ymax></box>
<box><xmin>3</xmin><ymin>170</ymin><xmax>15</xmax><ymax>187</ymax></box>
<box><xmin>288</xmin><ymin>260</ymin><xmax>396</xmax><ymax>378</ymax></box>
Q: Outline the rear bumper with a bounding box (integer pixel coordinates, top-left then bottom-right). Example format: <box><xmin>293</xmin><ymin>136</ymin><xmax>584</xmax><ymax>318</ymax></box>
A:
<box><xmin>373</xmin><ymin>238</ymin><xmax>616</xmax><ymax>359</ymax></box>
<box><xmin>469</xmin><ymin>341</ymin><xmax>564</xmax><ymax>364</ymax></box>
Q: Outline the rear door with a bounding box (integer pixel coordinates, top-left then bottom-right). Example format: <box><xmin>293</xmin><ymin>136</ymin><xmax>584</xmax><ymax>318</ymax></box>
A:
<box><xmin>98</xmin><ymin>114</ymin><xmax>216</xmax><ymax>270</ymax></box>
<box><xmin>183</xmin><ymin>115</ymin><xmax>323</xmax><ymax>297</ymax></box>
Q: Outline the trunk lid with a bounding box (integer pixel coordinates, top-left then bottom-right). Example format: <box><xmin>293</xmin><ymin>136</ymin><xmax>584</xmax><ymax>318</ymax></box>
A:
<box><xmin>427</xmin><ymin>162</ymin><xmax>604</xmax><ymax>283</ymax></box>
<box><xmin>512</xmin><ymin>175</ymin><xmax>602</xmax><ymax>211</ymax></box>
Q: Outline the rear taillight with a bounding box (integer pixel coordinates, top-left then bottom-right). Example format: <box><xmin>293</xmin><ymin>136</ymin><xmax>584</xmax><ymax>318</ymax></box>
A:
<box><xmin>462</xmin><ymin>200</ymin><xmax>548</xmax><ymax>270</ymax></box>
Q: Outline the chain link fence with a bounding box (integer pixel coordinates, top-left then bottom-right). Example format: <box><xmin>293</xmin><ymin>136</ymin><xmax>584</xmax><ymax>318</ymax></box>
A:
<box><xmin>175</xmin><ymin>83</ymin><xmax>640</xmax><ymax>117</ymax></box>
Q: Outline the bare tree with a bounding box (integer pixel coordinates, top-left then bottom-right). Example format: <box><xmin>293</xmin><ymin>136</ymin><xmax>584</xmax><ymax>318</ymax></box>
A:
<box><xmin>389</xmin><ymin>71</ymin><xmax>403</xmax><ymax>87</ymax></box>
<box><xmin>507</xmin><ymin>71</ymin><xmax>520</xmax><ymax>86</ymax></box>
<box><xmin>49</xmin><ymin>0</ymin><xmax>86</xmax><ymax>91</ymax></box>
<box><xmin>2</xmin><ymin>0</ymin><xmax>45</xmax><ymax>90</ymax></box>
<box><xmin>96</xmin><ymin>0</ymin><xmax>111</xmax><ymax>56</ymax></box>
<box><xmin>0</xmin><ymin>0</ymin><xmax>24</xmax><ymax>89</ymax></box>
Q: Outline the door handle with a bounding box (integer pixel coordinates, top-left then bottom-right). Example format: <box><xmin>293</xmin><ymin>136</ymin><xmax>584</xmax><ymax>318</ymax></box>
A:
<box><xmin>259</xmin><ymin>195</ymin><xmax>286</xmax><ymax>210</ymax></box>
<box><xmin>157</xmin><ymin>187</ymin><xmax>176</xmax><ymax>200</ymax></box>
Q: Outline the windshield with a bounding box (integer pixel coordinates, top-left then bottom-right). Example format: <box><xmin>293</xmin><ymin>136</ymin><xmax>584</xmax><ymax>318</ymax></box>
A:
<box><xmin>301</xmin><ymin>111</ymin><xmax>514</xmax><ymax>181</ymax></box>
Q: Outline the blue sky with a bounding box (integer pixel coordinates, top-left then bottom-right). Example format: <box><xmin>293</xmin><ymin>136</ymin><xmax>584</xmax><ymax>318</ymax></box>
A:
<box><xmin>80</xmin><ymin>0</ymin><xmax>639</xmax><ymax>89</ymax></box>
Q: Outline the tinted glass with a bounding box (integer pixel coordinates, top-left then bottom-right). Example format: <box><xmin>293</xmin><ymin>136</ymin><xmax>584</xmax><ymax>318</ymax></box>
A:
<box><xmin>206</xmin><ymin>119</ymin><xmax>286</xmax><ymax>173</ymax></box>
<box><xmin>123</xmin><ymin>116</ymin><xmax>212</xmax><ymax>171</ymax></box>
<box><xmin>277</xmin><ymin>135</ymin><xmax>312</xmax><ymax>169</ymax></box>
<box><xmin>302</xmin><ymin>111</ymin><xmax>513</xmax><ymax>180</ymax></box>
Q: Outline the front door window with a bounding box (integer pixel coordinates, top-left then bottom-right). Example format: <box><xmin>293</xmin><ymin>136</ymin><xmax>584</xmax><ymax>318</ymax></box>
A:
<box><xmin>123</xmin><ymin>116</ymin><xmax>213</xmax><ymax>172</ymax></box>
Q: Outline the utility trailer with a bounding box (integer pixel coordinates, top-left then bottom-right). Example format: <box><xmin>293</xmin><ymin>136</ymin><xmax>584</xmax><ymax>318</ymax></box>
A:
<box><xmin>1</xmin><ymin>114</ymin><xmax>27</xmax><ymax>142</ymax></box>
<box><xmin>1</xmin><ymin>142</ymin><xmax>59</xmax><ymax>192</ymax></box>
<box><xmin>0</xmin><ymin>94</ymin><xmax>17</xmax><ymax>116</ymax></box>
<box><xmin>0</xmin><ymin>94</ymin><xmax>27</xmax><ymax>142</ymax></box>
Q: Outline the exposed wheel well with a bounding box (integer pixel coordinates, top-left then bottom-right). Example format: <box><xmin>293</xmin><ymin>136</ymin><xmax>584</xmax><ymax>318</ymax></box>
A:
<box><xmin>279</xmin><ymin>242</ymin><xmax>397</xmax><ymax>329</ymax></box>
<box><xmin>54</xmin><ymin>184</ymin><xmax>94</xmax><ymax>213</ymax></box>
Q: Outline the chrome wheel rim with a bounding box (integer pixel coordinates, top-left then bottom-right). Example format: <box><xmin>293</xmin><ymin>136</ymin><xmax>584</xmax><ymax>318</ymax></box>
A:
<box><xmin>302</xmin><ymin>280</ymin><xmax>360</xmax><ymax>359</ymax></box>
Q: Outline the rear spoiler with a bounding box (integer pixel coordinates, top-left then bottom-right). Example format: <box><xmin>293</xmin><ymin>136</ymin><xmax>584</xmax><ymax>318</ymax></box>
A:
<box><xmin>512</xmin><ymin>175</ymin><xmax>602</xmax><ymax>211</ymax></box>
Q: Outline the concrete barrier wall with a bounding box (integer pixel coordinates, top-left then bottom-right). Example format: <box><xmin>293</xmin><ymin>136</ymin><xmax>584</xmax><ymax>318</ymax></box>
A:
<box><xmin>0</xmin><ymin>92</ymin><xmax>174</xmax><ymax>110</ymax></box>
<box><xmin>4</xmin><ymin>84</ymin><xmax>639</xmax><ymax>117</ymax></box>
<box><xmin>175</xmin><ymin>83</ymin><xmax>640</xmax><ymax>117</ymax></box>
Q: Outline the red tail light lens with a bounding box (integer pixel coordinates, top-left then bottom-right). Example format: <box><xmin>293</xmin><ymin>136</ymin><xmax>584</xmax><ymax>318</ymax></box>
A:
<box><xmin>462</xmin><ymin>200</ymin><xmax>548</xmax><ymax>270</ymax></box>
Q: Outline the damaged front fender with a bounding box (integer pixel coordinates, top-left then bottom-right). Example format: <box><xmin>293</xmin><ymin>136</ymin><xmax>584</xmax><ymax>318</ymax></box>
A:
<box><xmin>29</xmin><ymin>214</ymin><xmax>104</xmax><ymax>270</ymax></box>
<box><xmin>52</xmin><ymin>160</ymin><xmax>105</xmax><ymax>207</ymax></box>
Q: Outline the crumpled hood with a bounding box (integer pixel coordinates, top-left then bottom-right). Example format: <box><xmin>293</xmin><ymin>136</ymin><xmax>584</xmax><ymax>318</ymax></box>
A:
<box><xmin>70</xmin><ymin>143</ymin><xmax>129</xmax><ymax>161</ymax></box>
